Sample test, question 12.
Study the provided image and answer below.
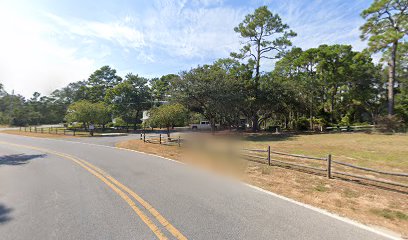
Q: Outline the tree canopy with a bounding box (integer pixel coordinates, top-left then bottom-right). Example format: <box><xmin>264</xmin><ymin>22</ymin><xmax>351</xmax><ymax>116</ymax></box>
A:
<box><xmin>360</xmin><ymin>0</ymin><xmax>408</xmax><ymax>115</ymax></box>
<box><xmin>148</xmin><ymin>103</ymin><xmax>188</xmax><ymax>136</ymax></box>
<box><xmin>1</xmin><ymin>4</ymin><xmax>407</xmax><ymax>132</ymax></box>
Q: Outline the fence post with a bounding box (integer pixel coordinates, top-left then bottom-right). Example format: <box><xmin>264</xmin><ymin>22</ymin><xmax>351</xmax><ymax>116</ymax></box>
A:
<box><xmin>178</xmin><ymin>136</ymin><xmax>181</xmax><ymax>147</ymax></box>
<box><xmin>73</xmin><ymin>129</ymin><xmax>76</xmax><ymax>136</ymax></box>
<box><xmin>327</xmin><ymin>154</ymin><xmax>332</xmax><ymax>179</ymax></box>
<box><xmin>143</xmin><ymin>133</ymin><xmax>146</xmax><ymax>142</ymax></box>
<box><xmin>267</xmin><ymin>146</ymin><xmax>271</xmax><ymax>166</ymax></box>
<box><xmin>140</xmin><ymin>133</ymin><xmax>143</xmax><ymax>140</ymax></box>
<box><xmin>55</xmin><ymin>128</ymin><xmax>58</xmax><ymax>134</ymax></box>
<box><xmin>159</xmin><ymin>134</ymin><xmax>162</xmax><ymax>144</ymax></box>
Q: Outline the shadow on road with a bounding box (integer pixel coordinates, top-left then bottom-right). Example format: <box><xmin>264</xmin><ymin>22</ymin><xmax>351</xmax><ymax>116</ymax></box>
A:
<box><xmin>0</xmin><ymin>154</ymin><xmax>46</xmax><ymax>166</ymax></box>
<box><xmin>0</xmin><ymin>203</ymin><xmax>12</xmax><ymax>224</ymax></box>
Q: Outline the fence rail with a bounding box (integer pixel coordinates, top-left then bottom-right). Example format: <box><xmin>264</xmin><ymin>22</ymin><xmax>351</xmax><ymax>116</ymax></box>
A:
<box><xmin>19</xmin><ymin>126</ymin><xmax>94</xmax><ymax>136</ymax></box>
<box><xmin>19</xmin><ymin>127</ymin><xmax>408</xmax><ymax>192</ymax></box>
<box><xmin>141</xmin><ymin>133</ymin><xmax>407</xmax><ymax>192</ymax></box>
<box><xmin>269</xmin><ymin>150</ymin><xmax>327</xmax><ymax>161</ymax></box>
<box><xmin>142</xmin><ymin>133</ymin><xmax>182</xmax><ymax>147</ymax></box>
<box><xmin>332</xmin><ymin>160</ymin><xmax>408</xmax><ymax>177</ymax></box>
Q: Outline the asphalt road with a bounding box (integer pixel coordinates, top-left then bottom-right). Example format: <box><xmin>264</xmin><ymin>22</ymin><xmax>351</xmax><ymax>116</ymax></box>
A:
<box><xmin>0</xmin><ymin>133</ymin><xmax>397</xmax><ymax>240</ymax></box>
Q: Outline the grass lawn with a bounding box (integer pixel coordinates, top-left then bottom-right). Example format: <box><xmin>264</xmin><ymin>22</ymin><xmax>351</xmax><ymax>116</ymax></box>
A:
<box><xmin>242</xmin><ymin>132</ymin><xmax>408</xmax><ymax>172</ymax></box>
<box><xmin>117</xmin><ymin>132</ymin><xmax>408</xmax><ymax>237</ymax></box>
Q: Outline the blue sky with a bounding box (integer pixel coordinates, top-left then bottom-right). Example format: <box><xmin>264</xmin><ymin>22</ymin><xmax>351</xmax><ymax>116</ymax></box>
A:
<box><xmin>0</xmin><ymin>0</ymin><xmax>373</xmax><ymax>97</ymax></box>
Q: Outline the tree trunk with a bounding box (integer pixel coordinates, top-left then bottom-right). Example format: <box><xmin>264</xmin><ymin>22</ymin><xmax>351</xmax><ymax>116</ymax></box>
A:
<box><xmin>330</xmin><ymin>85</ymin><xmax>338</xmax><ymax>123</ymax></box>
<box><xmin>133</xmin><ymin>111</ymin><xmax>139</xmax><ymax>130</ymax></box>
<box><xmin>166</xmin><ymin>126</ymin><xmax>170</xmax><ymax>138</ymax></box>
<box><xmin>252</xmin><ymin>114</ymin><xmax>258</xmax><ymax>132</ymax></box>
<box><xmin>309</xmin><ymin>97</ymin><xmax>313</xmax><ymax>130</ymax></box>
<box><xmin>251</xmin><ymin>40</ymin><xmax>261</xmax><ymax>132</ymax></box>
<box><xmin>387</xmin><ymin>41</ymin><xmax>398</xmax><ymax>117</ymax></box>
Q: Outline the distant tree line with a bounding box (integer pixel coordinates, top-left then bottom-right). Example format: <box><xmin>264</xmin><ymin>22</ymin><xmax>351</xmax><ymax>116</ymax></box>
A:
<box><xmin>0</xmin><ymin>1</ymin><xmax>407</xmax><ymax>132</ymax></box>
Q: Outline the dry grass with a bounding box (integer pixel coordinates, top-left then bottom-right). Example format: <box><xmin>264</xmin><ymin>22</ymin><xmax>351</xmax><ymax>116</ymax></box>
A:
<box><xmin>1</xmin><ymin>130</ymin><xmax>74</xmax><ymax>138</ymax></box>
<box><xmin>117</xmin><ymin>133</ymin><xmax>408</xmax><ymax>237</ymax></box>
<box><xmin>242</xmin><ymin>132</ymin><xmax>408</xmax><ymax>172</ymax></box>
<box><xmin>1</xmin><ymin>129</ymin><xmax>101</xmax><ymax>138</ymax></box>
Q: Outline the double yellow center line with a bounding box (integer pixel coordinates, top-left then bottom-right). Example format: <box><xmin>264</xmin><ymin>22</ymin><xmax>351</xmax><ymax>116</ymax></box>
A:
<box><xmin>0</xmin><ymin>141</ymin><xmax>187</xmax><ymax>240</ymax></box>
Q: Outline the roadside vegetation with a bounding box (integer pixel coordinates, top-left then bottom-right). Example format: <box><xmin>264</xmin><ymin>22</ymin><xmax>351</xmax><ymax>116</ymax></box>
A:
<box><xmin>0</xmin><ymin>1</ymin><xmax>407</xmax><ymax>134</ymax></box>
<box><xmin>116</xmin><ymin>132</ymin><xmax>408</xmax><ymax>237</ymax></box>
<box><xmin>1</xmin><ymin>0</ymin><xmax>407</xmax><ymax>236</ymax></box>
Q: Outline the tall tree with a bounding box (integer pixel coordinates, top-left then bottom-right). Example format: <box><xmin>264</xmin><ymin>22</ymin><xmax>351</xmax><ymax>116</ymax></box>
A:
<box><xmin>360</xmin><ymin>0</ymin><xmax>408</xmax><ymax>116</ymax></box>
<box><xmin>395</xmin><ymin>42</ymin><xmax>408</xmax><ymax>122</ymax></box>
<box><xmin>105</xmin><ymin>73</ymin><xmax>151</xmax><ymax>129</ymax></box>
<box><xmin>232</xmin><ymin>6</ymin><xmax>296</xmax><ymax>131</ymax></box>
<box><xmin>150</xmin><ymin>74</ymin><xmax>179</xmax><ymax>102</ymax></box>
<box><xmin>172</xmin><ymin>64</ymin><xmax>241</xmax><ymax>131</ymax></box>
<box><xmin>87</xmin><ymin>66</ymin><xmax>122</xmax><ymax>102</ymax></box>
<box><xmin>51</xmin><ymin>81</ymin><xmax>88</xmax><ymax>104</ymax></box>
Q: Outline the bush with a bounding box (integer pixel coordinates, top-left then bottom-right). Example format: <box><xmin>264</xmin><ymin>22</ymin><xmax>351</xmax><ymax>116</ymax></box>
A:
<box><xmin>113</xmin><ymin>117</ymin><xmax>126</xmax><ymax>127</ymax></box>
<box><xmin>375</xmin><ymin>115</ymin><xmax>406</xmax><ymax>133</ymax></box>
<box><xmin>313</xmin><ymin>117</ymin><xmax>329</xmax><ymax>130</ymax></box>
<box><xmin>66</xmin><ymin>122</ymin><xmax>85</xmax><ymax>129</ymax></box>
<box><xmin>339</xmin><ymin>114</ymin><xmax>351</xmax><ymax>126</ymax></box>
<box><xmin>295</xmin><ymin>117</ymin><xmax>310</xmax><ymax>131</ymax></box>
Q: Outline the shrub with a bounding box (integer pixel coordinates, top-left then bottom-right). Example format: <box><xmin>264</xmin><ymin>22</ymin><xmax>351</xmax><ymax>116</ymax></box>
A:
<box><xmin>339</xmin><ymin>114</ymin><xmax>351</xmax><ymax>126</ymax></box>
<box><xmin>295</xmin><ymin>117</ymin><xmax>309</xmax><ymax>131</ymax></box>
<box><xmin>375</xmin><ymin>115</ymin><xmax>406</xmax><ymax>133</ymax></box>
<box><xmin>113</xmin><ymin>117</ymin><xmax>127</xmax><ymax>127</ymax></box>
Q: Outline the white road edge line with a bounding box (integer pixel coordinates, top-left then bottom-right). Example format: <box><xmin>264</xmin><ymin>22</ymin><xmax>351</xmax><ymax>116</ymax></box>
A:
<box><xmin>1</xmin><ymin>134</ymin><xmax>402</xmax><ymax>240</ymax></box>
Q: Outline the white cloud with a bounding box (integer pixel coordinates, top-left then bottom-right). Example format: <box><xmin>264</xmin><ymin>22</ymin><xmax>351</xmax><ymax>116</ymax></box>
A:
<box><xmin>44</xmin><ymin>0</ymin><xmax>247</xmax><ymax>67</ymax></box>
<box><xmin>45</xmin><ymin>13</ymin><xmax>145</xmax><ymax>49</ymax></box>
<box><xmin>0</xmin><ymin>5</ymin><xmax>95</xmax><ymax>97</ymax></box>
<box><xmin>0</xmin><ymin>0</ymin><xmax>374</xmax><ymax>97</ymax></box>
<box><xmin>274</xmin><ymin>0</ymin><xmax>368</xmax><ymax>51</ymax></box>
<box><xmin>142</xmin><ymin>0</ymin><xmax>246</xmax><ymax>59</ymax></box>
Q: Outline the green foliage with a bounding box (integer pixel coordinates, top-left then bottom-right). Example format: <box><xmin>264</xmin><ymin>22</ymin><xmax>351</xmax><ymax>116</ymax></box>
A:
<box><xmin>295</xmin><ymin>117</ymin><xmax>310</xmax><ymax>131</ymax></box>
<box><xmin>360</xmin><ymin>0</ymin><xmax>407</xmax><ymax>115</ymax></box>
<box><xmin>1</xmin><ymin>3</ymin><xmax>407</xmax><ymax>132</ymax></box>
<box><xmin>105</xmin><ymin>73</ymin><xmax>151</xmax><ymax>128</ymax></box>
<box><xmin>273</xmin><ymin>44</ymin><xmax>384</xmax><ymax>128</ymax></box>
<box><xmin>65</xmin><ymin>100</ymin><xmax>111</xmax><ymax>128</ymax></box>
<box><xmin>113</xmin><ymin>117</ymin><xmax>127</xmax><ymax>127</ymax></box>
<box><xmin>360</xmin><ymin>0</ymin><xmax>407</xmax><ymax>53</ymax></box>
<box><xmin>339</xmin><ymin>114</ymin><xmax>351</xmax><ymax>126</ymax></box>
<box><xmin>150</xmin><ymin>74</ymin><xmax>179</xmax><ymax>102</ymax></box>
<box><xmin>232</xmin><ymin>5</ymin><xmax>296</xmax><ymax>131</ymax></box>
<box><xmin>86</xmin><ymin>66</ymin><xmax>122</xmax><ymax>102</ymax></box>
<box><xmin>370</xmin><ymin>208</ymin><xmax>408</xmax><ymax>221</ymax></box>
<box><xmin>232</xmin><ymin>6</ymin><xmax>296</xmax><ymax>60</ymax></box>
<box><xmin>148</xmin><ymin>103</ymin><xmax>188</xmax><ymax>135</ymax></box>
<box><xmin>172</xmin><ymin>63</ymin><xmax>243</xmax><ymax>130</ymax></box>
<box><xmin>189</xmin><ymin>112</ymin><xmax>204</xmax><ymax>124</ymax></box>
